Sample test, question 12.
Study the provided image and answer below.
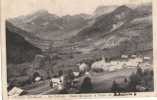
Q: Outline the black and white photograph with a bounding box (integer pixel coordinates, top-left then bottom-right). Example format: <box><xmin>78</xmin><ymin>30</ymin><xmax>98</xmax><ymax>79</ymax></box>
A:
<box><xmin>2</xmin><ymin>0</ymin><xmax>155</xmax><ymax>97</ymax></box>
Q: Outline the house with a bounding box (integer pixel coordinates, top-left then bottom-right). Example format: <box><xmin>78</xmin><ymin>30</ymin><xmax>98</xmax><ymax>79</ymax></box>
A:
<box><xmin>50</xmin><ymin>76</ymin><xmax>64</xmax><ymax>90</ymax></box>
<box><xmin>121</xmin><ymin>55</ymin><xmax>128</xmax><ymax>59</ymax></box>
<box><xmin>91</xmin><ymin>58</ymin><xmax>124</xmax><ymax>72</ymax></box>
<box><xmin>108</xmin><ymin>66</ymin><xmax>117</xmax><ymax>71</ymax></box>
<box><xmin>91</xmin><ymin>57</ymin><xmax>107</xmax><ymax>70</ymax></box>
<box><xmin>78</xmin><ymin>63</ymin><xmax>89</xmax><ymax>73</ymax></box>
<box><xmin>126</xmin><ymin>60</ymin><xmax>138</xmax><ymax>67</ymax></box>
<box><xmin>91</xmin><ymin>60</ymin><xmax>106</xmax><ymax>71</ymax></box>
<box><xmin>131</xmin><ymin>55</ymin><xmax>137</xmax><ymax>58</ymax></box>
<box><xmin>35</xmin><ymin>77</ymin><xmax>41</xmax><ymax>82</ymax></box>
<box><xmin>143</xmin><ymin>57</ymin><xmax>150</xmax><ymax>61</ymax></box>
<box><xmin>8</xmin><ymin>87</ymin><xmax>24</xmax><ymax>96</ymax></box>
<box><xmin>110</xmin><ymin>60</ymin><xmax>119</xmax><ymax>65</ymax></box>
<box><xmin>84</xmin><ymin>72</ymin><xmax>92</xmax><ymax>78</ymax></box>
<box><xmin>73</xmin><ymin>72</ymin><xmax>80</xmax><ymax>77</ymax></box>
<box><xmin>32</xmin><ymin>69</ymin><xmax>49</xmax><ymax>80</ymax></box>
<box><xmin>126</xmin><ymin>57</ymin><xmax>143</xmax><ymax>67</ymax></box>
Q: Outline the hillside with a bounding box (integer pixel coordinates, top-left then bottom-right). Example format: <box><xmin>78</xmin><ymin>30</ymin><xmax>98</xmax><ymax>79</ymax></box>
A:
<box><xmin>6</xmin><ymin>4</ymin><xmax>153</xmax><ymax>64</ymax></box>
<box><xmin>6</xmin><ymin>24</ymin><xmax>41</xmax><ymax>64</ymax></box>
<box><xmin>69</xmin><ymin>5</ymin><xmax>152</xmax><ymax>54</ymax></box>
<box><xmin>72</xmin><ymin>5</ymin><xmax>141</xmax><ymax>41</ymax></box>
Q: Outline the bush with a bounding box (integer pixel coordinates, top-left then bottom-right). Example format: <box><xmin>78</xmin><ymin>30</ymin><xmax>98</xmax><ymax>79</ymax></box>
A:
<box><xmin>79</xmin><ymin>77</ymin><xmax>93</xmax><ymax>93</ymax></box>
<box><xmin>136</xmin><ymin>66</ymin><xmax>143</xmax><ymax>77</ymax></box>
<box><xmin>128</xmin><ymin>72</ymin><xmax>141</xmax><ymax>92</ymax></box>
<box><xmin>58</xmin><ymin>70</ymin><xmax>63</xmax><ymax>77</ymax></box>
<box><xmin>111</xmin><ymin>80</ymin><xmax>120</xmax><ymax>93</ymax></box>
<box><xmin>64</xmin><ymin>69</ymin><xmax>75</xmax><ymax>89</ymax></box>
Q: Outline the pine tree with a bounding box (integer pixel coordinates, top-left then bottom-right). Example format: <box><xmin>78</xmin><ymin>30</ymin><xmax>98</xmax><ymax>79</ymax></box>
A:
<box><xmin>80</xmin><ymin>77</ymin><xmax>93</xmax><ymax>93</ymax></box>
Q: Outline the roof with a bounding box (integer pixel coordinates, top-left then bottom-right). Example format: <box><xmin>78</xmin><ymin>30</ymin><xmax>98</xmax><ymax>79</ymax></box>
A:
<box><xmin>8</xmin><ymin>87</ymin><xmax>24</xmax><ymax>96</ymax></box>
<box><xmin>121</xmin><ymin>55</ymin><xmax>128</xmax><ymax>58</ymax></box>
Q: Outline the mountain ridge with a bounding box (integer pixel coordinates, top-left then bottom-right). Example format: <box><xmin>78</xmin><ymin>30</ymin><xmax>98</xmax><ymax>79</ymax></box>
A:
<box><xmin>6</xmin><ymin>4</ymin><xmax>152</xmax><ymax>56</ymax></box>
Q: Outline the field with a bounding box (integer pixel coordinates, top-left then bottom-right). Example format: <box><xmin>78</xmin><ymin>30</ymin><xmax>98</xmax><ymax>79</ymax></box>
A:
<box><xmin>20</xmin><ymin>63</ymin><xmax>152</xmax><ymax>95</ymax></box>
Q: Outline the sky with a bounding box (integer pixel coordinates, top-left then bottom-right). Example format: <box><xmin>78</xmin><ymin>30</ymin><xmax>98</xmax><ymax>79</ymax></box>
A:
<box><xmin>2</xmin><ymin>0</ymin><xmax>151</xmax><ymax>18</ymax></box>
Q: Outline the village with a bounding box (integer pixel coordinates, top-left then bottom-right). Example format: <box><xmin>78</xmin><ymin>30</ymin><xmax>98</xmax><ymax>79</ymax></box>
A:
<box><xmin>4</xmin><ymin>0</ymin><xmax>154</xmax><ymax>97</ymax></box>
<box><xmin>8</xmin><ymin>52</ymin><xmax>153</xmax><ymax>96</ymax></box>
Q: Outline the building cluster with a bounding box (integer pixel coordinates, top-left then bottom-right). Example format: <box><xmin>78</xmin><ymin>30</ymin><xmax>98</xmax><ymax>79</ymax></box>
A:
<box><xmin>91</xmin><ymin>54</ymin><xmax>150</xmax><ymax>72</ymax></box>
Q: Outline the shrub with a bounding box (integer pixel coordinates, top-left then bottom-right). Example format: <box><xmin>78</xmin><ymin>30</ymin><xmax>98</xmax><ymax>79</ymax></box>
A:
<box><xmin>111</xmin><ymin>80</ymin><xmax>120</xmax><ymax>93</ymax></box>
<box><xmin>79</xmin><ymin>77</ymin><xmax>93</xmax><ymax>93</ymax></box>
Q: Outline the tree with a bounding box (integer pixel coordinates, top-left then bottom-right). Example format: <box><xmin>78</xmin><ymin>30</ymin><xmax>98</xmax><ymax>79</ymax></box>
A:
<box><xmin>79</xmin><ymin>77</ymin><xmax>93</xmax><ymax>93</ymax></box>
<box><xmin>67</xmin><ymin>69</ymin><xmax>75</xmax><ymax>80</ymax></box>
<box><xmin>64</xmin><ymin>69</ymin><xmax>75</xmax><ymax>89</ymax></box>
<box><xmin>58</xmin><ymin>70</ymin><xmax>63</xmax><ymax>77</ymax></box>
<box><xmin>136</xmin><ymin>66</ymin><xmax>143</xmax><ymax>77</ymax></box>
<box><xmin>111</xmin><ymin>80</ymin><xmax>120</xmax><ymax>95</ymax></box>
<box><xmin>33</xmin><ymin>72</ymin><xmax>40</xmax><ymax>79</ymax></box>
<box><xmin>124</xmin><ymin>78</ymin><xmax>128</xmax><ymax>83</ymax></box>
<box><xmin>128</xmin><ymin>73</ymin><xmax>137</xmax><ymax>92</ymax></box>
<box><xmin>128</xmin><ymin>72</ymin><xmax>142</xmax><ymax>92</ymax></box>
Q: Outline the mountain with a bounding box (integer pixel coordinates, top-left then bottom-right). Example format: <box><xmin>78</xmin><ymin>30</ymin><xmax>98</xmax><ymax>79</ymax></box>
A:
<box><xmin>6</xmin><ymin>4</ymin><xmax>152</xmax><ymax>60</ymax></box>
<box><xmin>9</xmin><ymin>10</ymin><xmax>90</xmax><ymax>40</ymax></box>
<box><xmin>94</xmin><ymin>5</ymin><xmax>117</xmax><ymax>17</ymax></box>
<box><xmin>10</xmin><ymin>10</ymin><xmax>59</xmax><ymax>30</ymax></box>
<box><xmin>69</xmin><ymin>5</ymin><xmax>152</xmax><ymax>54</ymax></box>
<box><xmin>72</xmin><ymin>5</ymin><xmax>139</xmax><ymax>41</ymax></box>
<box><xmin>99</xmin><ymin>15</ymin><xmax>152</xmax><ymax>50</ymax></box>
<box><xmin>59</xmin><ymin>14</ymin><xmax>90</xmax><ymax>31</ymax></box>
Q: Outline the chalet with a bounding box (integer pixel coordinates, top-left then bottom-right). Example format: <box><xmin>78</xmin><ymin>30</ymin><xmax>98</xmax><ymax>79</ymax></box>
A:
<box><xmin>35</xmin><ymin>77</ymin><xmax>41</xmax><ymax>82</ymax></box>
<box><xmin>78</xmin><ymin>63</ymin><xmax>89</xmax><ymax>73</ymax></box>
<box><xmin>8</xmin><ymin>87</ymin><xmax>25</xmax><ymax>96</ymax></box>
<box><xmin>73</xmin><ymin>72</ymin><xmax>80</xmax><ymax>77</ymax></box>
<box><xmin>121</xmin><ymin>55</ymin><xmax>128</xmax><ymax>59</ymax></box>
<box><xmin>143</xmin><ymin>57</ymin><xmax>151</xmax><ymax>61</ymax></box>
<box><xmin>50</xmin><ymin>76</ymin><xmax>64</xmax><ymax>90</ymax></box>
<box><xmin>131</xmin><ymin>55</ymin><xmax>137</xmax><ymax>58</ymax></box>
